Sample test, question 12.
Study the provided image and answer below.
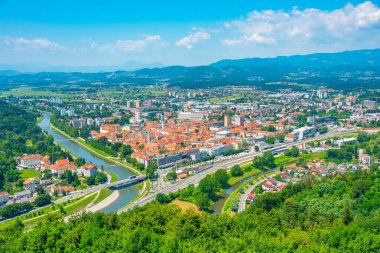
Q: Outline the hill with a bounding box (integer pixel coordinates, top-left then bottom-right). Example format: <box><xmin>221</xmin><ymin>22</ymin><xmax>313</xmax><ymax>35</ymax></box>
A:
<box><xmin>1</xmin><ymin>169</ymin><xmax>379</xmax><ymax>252</ymax></box>
<box><xmin>1</xmin><ymin>49</ymin><xmax>380</xmax><ymax>90</ymax></box>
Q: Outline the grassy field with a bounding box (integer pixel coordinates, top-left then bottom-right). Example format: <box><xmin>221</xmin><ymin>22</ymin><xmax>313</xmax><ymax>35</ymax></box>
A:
<box><xmin>170</xmin><ymin>199</ymin><xmax>202</xmax><ymax>215</ymax></box>
<box><xmin>107</xmin><ymin>171</ymin><xmax>118</xmax><ymax>182</ymax></box>
<box><xmin>91</xmin><ymin>188</ymin><xmax>113</xmax><ymax>206</ymax></box>
<box><xmin>20</xmin><ymin>168</ymin><xmax>41</xmax><ymax>180</ymax></box>
<box><xmin>227</xmin><ymin>168</ymin><xmax>261</xmax><ymax>186</ymax></box>
<box><xmin>0</xmin><ymin>87</ymin><xmax>75</xmax><ymax>99</ymax></box>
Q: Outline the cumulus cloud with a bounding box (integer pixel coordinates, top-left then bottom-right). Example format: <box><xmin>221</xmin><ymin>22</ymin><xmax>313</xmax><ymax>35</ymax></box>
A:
<box><xmin>90</xmin><ymin>35</ymin><xmax>163</xmax><ymax>53</ymax></box>
<box><xmin>176</xmin><ymin>31</ymin><xmax>210</xmax><ymax>49</ymax></box>
<box><xmin>223</xmin><ymin>1</ymin><xmax>380</xmax><ymax>47</ymax></box>
<box><xmin>3</xmin><ymin>36</ymin><xmax>65</xmax><ymax>51</ymax></box>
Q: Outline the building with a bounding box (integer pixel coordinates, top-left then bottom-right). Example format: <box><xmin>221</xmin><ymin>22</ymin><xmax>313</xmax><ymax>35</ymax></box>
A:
<box><xmin>215</xmin><ymin>130</ymin><xmax>232</xmax><ymax>139</ymax></box>
<box><xmin>363</xmin><ymin>100</ymin><xmax>376</xmax><ymax>110</ymax></box>
<box><xmin>190</xmin><ymin>152</ymin><xmax>208</xmax><ymax>161</ymax></box>
<box><xmin>20</xmin><ymin>154</ymin><xmax>43</xmax><ymax>167</ymax></box>
<box><xmin>100</xmin><ymin>124</ymin><xmax>121</xmax><ymax>133</ymax></box>
<box><xmin>81</xmin><ymin>164</ymin><xmax>99</xmax><ymax>177</ymax></box>
<box><xmin>23</xmin><ymin>178</ymin><xmax>39</xmax><ymax>192</ymax></box>
<box><xmin>246</xmin><ymin>193</ymin><xmax>257</xmax><ymax>203</ymax></box>
<box><xmin>155</xmin><ymin>154</ymin><xmax>182</xmax><ymax>169</ymax></box>
<box><xmin>224</xmin><ymin>115</ymin><xmax>232</xmax><ymax>127</ymax></box>
<box><xmin>178</xmin><ymin>112</ymin><xmax>205</xmax><ymax>121</ymax></box>
<box><xmin>0</xmin><ymin>192</ymin><xmax>9</xmax><ymax>204</ymax></box>
<box><xmin>50</xmin><ymin>185</ymin><xmax>75</xmax><ymax>196</ymax></box>
<box><xmin>292</xmin><ymin>126</ymin><xmax>316</xmax><ymax>140</ymax></box>
<box><xmin>233</xmin><ymin>115</ymin><xmax>244</xmax><ymax>126</ymax></box>
<box><xmin>135</xmin><ymin>109</ymin><xmax>142</xmax><ymax>122</ymax></box>
<box><xmin>134</xmin><ymin>100</ymin><xmax>141</xmax><ymax>108</ymax></box>
<box><xmin>13</xmin><ymin>190</ymin><xmax>32</xmax><ymax>200</ymax></box>
<box><xmin>360</xmin><ymin>154</ymin><xmax>371</xmax><ymax>165</ymax></box>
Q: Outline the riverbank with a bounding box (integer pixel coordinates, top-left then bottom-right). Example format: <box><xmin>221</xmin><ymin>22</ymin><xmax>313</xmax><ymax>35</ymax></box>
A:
<box><xmin>222</xmin><ymin>169</ymin><xmax>279</xmax><ymax>215</ymax></box>
<box><xmin>50</xmin><ymin>124</ymin><xmax>141</xmax><ymax>176</ymax></box>
<box><xmin>85</xmin><ymin>190</ymin><xmax>120</xmax><ymax>213</ymax></box>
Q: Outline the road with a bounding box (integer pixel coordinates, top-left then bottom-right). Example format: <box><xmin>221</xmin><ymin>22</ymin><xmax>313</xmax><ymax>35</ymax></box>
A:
<box><xmin>118</xmin><ymin>128</ymin><xmax>354</xmax><ymax>213</ymax></box>
<box><xmin>237</xmin><ymin>173</ymin><xmax>277</xmax><ymax>212</ymax></box>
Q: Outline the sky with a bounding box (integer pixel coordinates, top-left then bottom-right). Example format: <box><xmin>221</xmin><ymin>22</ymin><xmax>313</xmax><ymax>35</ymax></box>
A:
<box><xmin>1</xmin><ymin>0</ymin><xmax>380</xmax><ymax>68</ymax></box>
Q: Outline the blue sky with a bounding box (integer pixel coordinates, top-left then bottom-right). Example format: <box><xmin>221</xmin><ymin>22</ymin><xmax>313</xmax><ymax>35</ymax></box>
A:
<box><xmin>1</xmin><ymin>0</ymin><xmax>380</xmax><ymax>67</ymax></box>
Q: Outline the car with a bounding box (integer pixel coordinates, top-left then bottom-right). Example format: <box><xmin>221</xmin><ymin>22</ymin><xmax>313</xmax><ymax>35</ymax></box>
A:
<box><xmin>129</xmin><ymin>175</ymin><xmax>137</xmax><ymax>179</ymax></box>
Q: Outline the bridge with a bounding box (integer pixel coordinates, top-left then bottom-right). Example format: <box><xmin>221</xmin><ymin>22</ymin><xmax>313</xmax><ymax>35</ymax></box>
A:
<box><xmin>107</xmin><ymin>175</ymin><xmax>147</xmax><ymax>189</ymax></box>
<box><xmin>54</xmin><ymin>174</ymin><xmax>147</xmax><ymax>204</ymax></box>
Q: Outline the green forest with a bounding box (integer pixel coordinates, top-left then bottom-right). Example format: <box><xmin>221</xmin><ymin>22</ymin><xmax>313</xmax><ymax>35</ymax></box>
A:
<box><xmin>0</xmin><ymin>101</ymin><xmax>70</xmax><ymax>193</ymax></box>
<box><xmin>0</xmin><ymin>169</ymin><xmax>379</xmax><ymax>252</ymax></box>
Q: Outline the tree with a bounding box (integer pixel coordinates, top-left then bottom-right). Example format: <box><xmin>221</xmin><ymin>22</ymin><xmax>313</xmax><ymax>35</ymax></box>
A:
<box><xmin>230</xmin><ymin>165</ymin><xmax>244</xmax><ymax>177</ymax></box>
<box><xmin>166</xmin><ymin>171</ymin><xmax>177</xmax><ymax>180</ymax></box>
<box><xmin>198</xmin><ymin>175</ymin><xmax>220</xmax><ymax>200</ymax></box>
<box><xmin>34</xmin><ymin>194</ymin><xmax>51</xmax><ymax>207</ymax></box>
<box><xmin>254</xmin><ymin>145</ymin><xmax>260</xmax><ymax>152</ymax></box>
<box><xmin>278</xmin><ymin>133</ymin><xmax>285</xmax><ymax>143</ymax></box>
<box><xmin>74</xmin><ymin>157</ymin><xmax>86</xmax><ymax>167</ymax></box>
<box><xmin>156</xmin><ymin>193</ymin><xmax>172</xmax><ymax>204</ymax></box>
<box><xmin>196</xmin><ymin>193</ymin><xmax>212</xmax><ymax>211</ymax></box>
<box><xmin>86</xmin><ymin>175</ymin><xmax>96</xmax><ymax>186</ymax></box>
<box><xmin>214</xmin><ymin>169</ymin><xmax>229</xmax><ymax>189</ymax></box>
<box><xmin>146</xmin><ymin>162</ymin><xmax>158</xmax><ymax>180</ymax></box>
<box><xmin>285</xmin><ymin>146</ymin><xmax>300</xmax><ymax>157</ymax></box>
<box><xmin>265</xmin><ymin>136</ymin><xmax>275</xmax><ymax>144</ymax></box>
<box><xmin>120</xmin><ymin>144</ymin><xmax>132</xmax><ymax>157</ymax></box>
<box><xmin>35</xmin><ymin>185</ymin><xmax>45</xmax><ymax>195</ymax></box>
<box><xmin>97</xmin><ymin>173</ymin><xmax>107</xmax><ymax>184</ymax></box>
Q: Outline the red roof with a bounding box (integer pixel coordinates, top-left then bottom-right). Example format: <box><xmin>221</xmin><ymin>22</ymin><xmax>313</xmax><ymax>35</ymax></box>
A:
<box><xmin>247</xmin><ymin>193</ymin><xmax>257</xmax><ymax>199</ymax></box>
<box><xmin>82</xmin><ymin>164</ymin><xmax>97</xmax><ymax>170</ymax></box>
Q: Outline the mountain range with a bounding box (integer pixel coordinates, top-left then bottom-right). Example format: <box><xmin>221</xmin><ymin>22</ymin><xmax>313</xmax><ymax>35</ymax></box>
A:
<box><xmin>1</xmin><ymin>49</ymin><xmax>379</xmax><ymax>90</ymax></box>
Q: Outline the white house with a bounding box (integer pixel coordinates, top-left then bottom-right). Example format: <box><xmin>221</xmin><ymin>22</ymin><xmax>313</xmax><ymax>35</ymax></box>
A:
<box><xmin>81</xmin><ymin>164</ymin><xmax>99</xmax><ymax>177</ymax></box>
<box><xmin>20</xmin><ymin>154</ymin><xmax>43</xmax><ymax>167</ymax></box>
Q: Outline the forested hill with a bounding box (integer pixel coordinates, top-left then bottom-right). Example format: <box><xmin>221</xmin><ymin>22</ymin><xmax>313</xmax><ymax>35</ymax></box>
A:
<box><xmin>1</xmin><ymin>49</ymin><xmax>380</xmax><ymax>90</ymax></box>
<box><xmin>0</xmin><ymin>102</ymin><xmax>70</xmax><ymax>193</ymax></box>
<box><xmin>1</xmin><ymin>169</ymin><xmax>379</xmax><ymax>252</ymax></box>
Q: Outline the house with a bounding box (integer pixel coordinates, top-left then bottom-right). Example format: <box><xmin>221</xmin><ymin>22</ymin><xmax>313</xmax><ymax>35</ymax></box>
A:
<box><xmin>41</xmin><ymin>155</ymin><xmax>51</xmax><ymax>165</ymax></box>
<box><xmin>50</xmin><ymin>185</ymin><xmax>75</xmax><ymax>195</ymax></box>
<box><xmin>359</xmin><ymin>154</ymin><xmax>371</xmax><ymax>165</ymax></box>
<box><xmin>262</xmin><ymin>180</ymin><xmax>275</xmax><ymax>191</ymax></box>
<box><xmin>81</xmin><ymin>164</ymin><xmax>99</xmax><ymax>177</ymax></box>
<box><xmin>246</xmin><ymin>193</ymin><xmax>257</xmax><ymax>203</ymax></box>
<box><xmin>23</xmin><ymin>178</ymin><xmax>39</xmax><ymax>192</ymax></box>
<box><xmin>0</xmin><ymin>192</ymin><xmax>9</xmax><ymax>204</ymax></box>
<box><xmin>45</xmin><ymin>159</ymin><xmax>78</xmax><ymax>176</ymax></box>
<box><xmin>20</xmin><ymin>154</ymin><xmax>43</xmax><ymax>167</ymax></box>
<box><xmin>13</xmin><ymin>190</ymin><xmax>32</xmax><ymax>200</ymax></box>
<box><xmin>285</xmin><ymin>133</ymin><xmax>296</xmax><ymax>142</ymax></box>
<box><xmin>177</xmin><ymin>172</ymin><xmax>188</xmax><ymax>179</ymax></box>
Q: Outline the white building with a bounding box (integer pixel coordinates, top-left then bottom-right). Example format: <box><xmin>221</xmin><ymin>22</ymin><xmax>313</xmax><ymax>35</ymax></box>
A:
<box><xmin>20</xmin><ymin>154</ymin><xmax>43</xmax><ymax>167</ymax></box>
<box><xmin>81</xmin><ymin>164</ymin><xmax>99</xmax><ymax>177</ymax></box>
<box><xmin>23</xmin><ymin>178</ymin><xmax>39</xmax><ymax>192</ymax></box>
<box><xmin>178</xmin><ymin>112</ymin><xmax>205</xmax><ymax>121</ymax></box>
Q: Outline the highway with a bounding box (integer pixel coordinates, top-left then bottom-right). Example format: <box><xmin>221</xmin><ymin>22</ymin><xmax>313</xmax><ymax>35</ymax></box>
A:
<box><xmin>118</xmin><ymin>128</ymin><xmax>354</xmax><ymax>213</ymax></box>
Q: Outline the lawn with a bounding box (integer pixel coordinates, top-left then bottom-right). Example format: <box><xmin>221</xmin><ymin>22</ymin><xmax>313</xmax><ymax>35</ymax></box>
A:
<box><xmin>107</xmin><ymin>171</ymin><xmax>118</xmax><ymax>182</ymax></box>
<box><xmin>20</xmin><ymin>168</ymin><xmax>41</xmax><ymax>180</ymax></box>
<box><xmin>228</xmin><ymin>168</ymin><xmax>261</xmax><ymax>186</ymax></box>
<box><xmin>170</xmin><ymin>199</ymin><xmax>202</xmax><ymax>215</ymax></box>
<box><xmin>91</xmin><ymin>188</ymin><xmax>113</xmax><ymax>206</ymax></box>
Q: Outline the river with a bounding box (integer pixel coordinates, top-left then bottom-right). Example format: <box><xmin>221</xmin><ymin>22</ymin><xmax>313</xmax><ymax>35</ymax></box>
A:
<box><xmin>212</xmin><ymin>175</ymin><xmax>254</xmax><ymax>214</ymax></box>
<box><xmin>39</xmin><ymin>113</ymin><xmax>139</xmax><ymax>213</ymax></box>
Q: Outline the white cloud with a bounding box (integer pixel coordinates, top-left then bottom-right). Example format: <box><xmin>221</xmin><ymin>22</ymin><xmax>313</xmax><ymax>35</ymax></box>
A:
<box><xmin>91</xmin><ymin>35</ymin><xmax>163</xmax><ymax>53</ymax></box>
<box><xmin>176</xmin><ymin>31</ymin><xmax>210</xmax><ymax>49</ymax></box>
<box><xmin>223</xmin><ymin>1</ymin><xmax>380</xmax><ymax>47</ymax></box>
<box><xmin>3</xmin><ymin>36</ymin><xmax>65</xmax><ymax>51</ymax></box>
